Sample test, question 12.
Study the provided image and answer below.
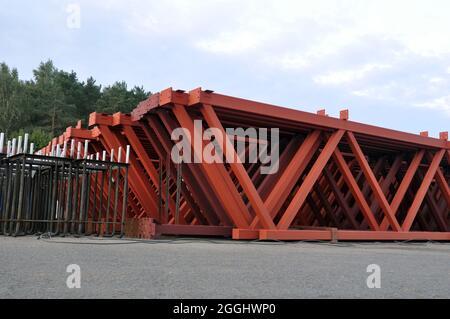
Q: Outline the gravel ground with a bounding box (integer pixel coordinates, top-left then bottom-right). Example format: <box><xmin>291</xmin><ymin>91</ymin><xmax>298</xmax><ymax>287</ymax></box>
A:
<box><xmin>0</xmin><ymin>236</ymin><xmax>449</xmax><ymax>298</ymax></box>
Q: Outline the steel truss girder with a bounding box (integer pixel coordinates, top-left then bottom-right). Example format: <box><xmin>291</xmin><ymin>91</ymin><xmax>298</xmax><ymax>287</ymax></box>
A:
<box><xmin>132</xmin><ymin>87</ymin><xmax>450</xmax><ymax>241</ymax></box>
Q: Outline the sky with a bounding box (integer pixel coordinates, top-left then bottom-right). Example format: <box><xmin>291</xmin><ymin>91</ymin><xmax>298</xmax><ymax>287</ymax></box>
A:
<box><xmin>1</xmin><ymin>0</ymin><xmax>450</xmax><ymax>136</ymax></box>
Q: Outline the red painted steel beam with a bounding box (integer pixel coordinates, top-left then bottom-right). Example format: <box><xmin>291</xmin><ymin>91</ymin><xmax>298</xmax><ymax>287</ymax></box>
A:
<box><xmin>170</xmin><ymin>104</ymin><xmax>252</xmax><ymax>228</ymax></box>
<box><xmin>96</xmin><ymin>124</ymin><xmax>159</xmax><ymax>218</ymax></box>
<box><xmin>322</xmin><ymin>167</ymin><xmax>360</xmax><ymax>229</ymax></box>
<box><xmin>156</xmin><ymin>224</ymin><xmax>233</xmax><ymax>238</ymax></box>
<box><xmin>146</xmin><ymin>114</ymin><xmax>229</xmax><ymax>225</ymax></box>
<box><xmin>348</xmin><ymin>156</ymin><xmax>386</xmax><ymax>226</ymax></box>
<box><xmin>181</xmin><ymin>88</ymin><xmax>449</xmax><ymax>150</ymax></box>
<box><xmin>200</xmin><ymin>103</ymin><xmax>276</xmax><ymax>230</ymax></box>
<box><xmin>415</xmin><ymin>170</ymin><xmax>448</xmax><ymax>231</ymax></box>
<box><xmin>379</xmin><ymin>150</ymin><xmax>425</xmax><ymax>230</ymax></box>
<box><xmin>251</xmin><ymin>130</ymin><xmax>322</xmax><ymax>229</ymax></box>
<box><xmin>368</xmin><ymin>155</ymin><xmax>403</xmax><ymax>215</ymax></box>
<box><xmin>312</xmin><ymin>183</ymin><xmax>342</xmax><ymax>228</ymax></box>
<box><xmin>402</xmin><ymin>149</ymin><xmax>446</xmax><ymax>231</ymax></box>
<box><xmin>426</xmin><ymin>152</ymin><xmax>450</xmax><ymax>209</ymax></box>
<box><xmin>119</xmin><ymin>124</ymin><xmax>180</xmax><ymax>219</ymax></box>
<box><xmin>152</xmin><ymin>111</ymin><xmax>234</xmax><ymax>225</ymax></box>
<box><xmin>346</xmin><ymin>131</ymin><xmax>401</xmax><ymax>231</ymax></box>
<box><xmin>259</xmin><ymin>229</ymin><xmax>450</xmax><ymax>241</ymax></box>
<box><xmin>256</xmin><ymin>135</ymin><xmax>303</xmax><ymax>201</ymax></box>
<box><xmin>332</xmin><ymin>149</ymin><xmax>380</xmax><ymax>231</ymax></box>
<box><xmin>277</xmin><ymin>130</ymin><xmax>345</xmax><ymax>230</ymax></box>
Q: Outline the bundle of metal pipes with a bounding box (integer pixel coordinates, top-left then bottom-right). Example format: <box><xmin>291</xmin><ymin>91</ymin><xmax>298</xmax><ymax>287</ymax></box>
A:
<box><xmin>0</xmin><ymin>132</ymin><xmax>130</xmax><ymax>237</ymax></box>
<box><xmin>7</xmin><ymin>87</ymin><xmax>450</xmax><ymax>241</ymax></box>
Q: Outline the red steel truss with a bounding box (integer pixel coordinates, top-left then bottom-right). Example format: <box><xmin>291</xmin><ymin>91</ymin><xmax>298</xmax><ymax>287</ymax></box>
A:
<box><xmin>127</xmin><ymin>87</ymin><xmax>450</xmax><ymax>241</ymax></box>
<box><xmin>87</xmin><ymin>112</ymin><xmax>233</xmax><ymax>237</ymax></box>
<box><xmin>39</xmin><ymin>87</ymin><xmax>450</xmax><ymax>241</ymax></box>
<box><xmin>42</xmin><ymin>113</ymin><xmax>234</xmax><ymax>238</ymax></box>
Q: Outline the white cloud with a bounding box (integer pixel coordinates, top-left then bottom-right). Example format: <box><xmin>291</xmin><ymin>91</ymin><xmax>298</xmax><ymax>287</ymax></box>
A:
<box><xmin>428</xmin><ymin>77</ymin><xmax>447</xmax><ymax>86</ymax></box>
<box><xmin>85</xmin><ymin>1</ymin><xmax>450</xmax><ymax>61</ymax></box>
<box><xmin>273</xmin><ymin>30</ymin><xmax>365</xmax><ymax>70</ymax></box>
<box><xmin>415</xmin><ymin>96</ymin><xmax>450</xmax><ymax>114</ymax></box>
<box><xmin>276</xmin><ymin>54</ymin><xmax>311</xmax><ymax>70</ymax></box>
<box><xmin>196</xmin><ymin>31</ymin><xmax>267</xmax><ymax>55</ymax></box>
<box><xmin>314</xmin><ymin>64</ymin><xmax>391</xmax><ymax>85</ymax></box>
<box><xmin>351</xmin><ymin>82</ymin><xmax>414</xmax><ymax>100</ymax></box>
<box><xmin>76</xmin><ymin>0</ymin><xmax>450</xmax><ymax>117</ymax></box>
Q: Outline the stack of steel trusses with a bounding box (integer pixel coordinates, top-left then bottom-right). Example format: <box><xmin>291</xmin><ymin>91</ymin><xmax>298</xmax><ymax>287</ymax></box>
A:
<box><xmin>16</xmin><ymin>87</ymin><xmax>450</xmax><ymax>241</ymax></box>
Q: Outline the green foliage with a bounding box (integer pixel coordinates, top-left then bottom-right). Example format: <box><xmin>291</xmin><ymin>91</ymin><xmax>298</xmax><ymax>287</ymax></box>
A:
<box><xmin>9</xmin><ymin>128</ymin><xmax>52</xmax><ymax>150</ymax></box>
<box><xmin>0</xmin><ymin>63</ymin><xmax>25</xmax><ymax>135</ymax></box>
<box><xmin>95</xmin><ymin>81</ymin><xmax>149</xmax><ymax>114</ymax></box>
<box><xmin>0</xmin><ymin>60</ymin><xmax>151</xmax><ymax>149</ymax></box>
<box><xmin>29</xmin><ymin>128</ymin><xmax>53</xmax><ymax>150</ymax></box>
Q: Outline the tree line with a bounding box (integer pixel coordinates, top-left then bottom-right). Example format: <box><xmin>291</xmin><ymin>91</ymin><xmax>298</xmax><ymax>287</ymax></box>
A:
<box><xmin>0</xmin><ymin>60</ymin><xmax>150</xmax><ymax>149</ymax></box>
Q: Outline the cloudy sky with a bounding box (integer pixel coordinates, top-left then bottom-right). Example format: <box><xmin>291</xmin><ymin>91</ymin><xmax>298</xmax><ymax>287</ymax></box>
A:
<box><xmin>1</xmin><ymin>0</ymin><xmax>450</xmax><ymax>136</ymax></box>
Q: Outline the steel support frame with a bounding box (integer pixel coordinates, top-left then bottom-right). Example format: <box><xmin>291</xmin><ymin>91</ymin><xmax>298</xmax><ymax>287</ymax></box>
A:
<box><xmin>132</xmin><ymin>87</ymin><xmax>450</xmax><ymax>241</ymax></box>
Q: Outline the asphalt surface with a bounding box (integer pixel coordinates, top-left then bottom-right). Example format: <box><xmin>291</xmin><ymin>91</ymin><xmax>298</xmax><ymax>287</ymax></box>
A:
<box><xmin>0</xmin><ymin>236</ymin><xmax>449</xmax><ymax>298</ymax></box>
